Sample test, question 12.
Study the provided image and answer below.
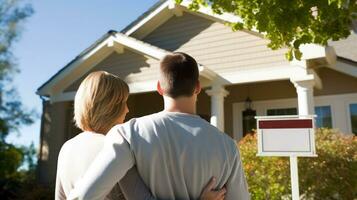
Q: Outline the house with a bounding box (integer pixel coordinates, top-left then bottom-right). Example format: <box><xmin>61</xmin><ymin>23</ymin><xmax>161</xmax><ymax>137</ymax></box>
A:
<box><xmin>36</xmin><ymin>0</ymin><xmax>357</xmax><ymax>184</ymax></box>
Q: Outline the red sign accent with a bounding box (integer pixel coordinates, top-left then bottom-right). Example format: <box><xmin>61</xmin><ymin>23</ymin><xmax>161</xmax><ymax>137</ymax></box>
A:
<box><xmin>259</xmin><ymin>119</ymin><xmax>313</xmax><ymax>129</ymax></box>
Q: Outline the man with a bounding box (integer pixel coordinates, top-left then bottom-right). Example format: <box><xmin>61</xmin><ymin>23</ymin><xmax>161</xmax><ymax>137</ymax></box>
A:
<box><xmin>69</xmin><ymin>52</ymin><xmax>250</xmax><ymax>199</ymax></box>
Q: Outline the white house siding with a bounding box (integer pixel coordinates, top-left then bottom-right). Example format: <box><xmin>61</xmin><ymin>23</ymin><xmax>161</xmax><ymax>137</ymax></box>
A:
<box><xmin>65</xmin><ymin>49</ymin><xmax>160</xmax><ymax>92</ymax></box>
<box><xmin>142</xmin><ymin>12</ymin><xmax>289</xmax><ymax>77</ymax></box>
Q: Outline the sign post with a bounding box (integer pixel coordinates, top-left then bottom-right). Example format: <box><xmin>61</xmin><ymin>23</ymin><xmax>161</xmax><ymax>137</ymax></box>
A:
<box><xmin>290</xmin><ymin>156</ymin><xmax>299</xmax><ymax>200</ymax></box>
<box><xmin>255</xmin><ymin>115</ymin><xmax>317</xmax><ymax>200</ymax></box>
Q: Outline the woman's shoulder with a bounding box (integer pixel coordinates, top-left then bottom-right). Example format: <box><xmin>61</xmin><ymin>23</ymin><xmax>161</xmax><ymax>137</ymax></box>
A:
<box><xmin>58</xmin><ymin>134</ymin><xmax>77</xmax><ymax>160</ymax></box>
<box><xmin>58</xmin><ymin>132</ymin><xmax>89</xmax><ymax>157</ymax></box>
<box><xmin>60</xmin><ymin>132</ymin><xmax>106</xmax><ymax>154</ymax></box>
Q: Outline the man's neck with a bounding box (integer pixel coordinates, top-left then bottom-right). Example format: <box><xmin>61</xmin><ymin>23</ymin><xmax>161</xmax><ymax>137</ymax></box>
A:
<box><xmin>163</xmin><ymin>95</ymin><xmax>197</xmax><ymax>115</ymax></box>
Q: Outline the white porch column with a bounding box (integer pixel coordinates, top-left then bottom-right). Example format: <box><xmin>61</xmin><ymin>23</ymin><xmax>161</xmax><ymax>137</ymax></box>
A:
<box><xmin>206</xmin><ymin>85</ymin><xmax>229</xmax><ymax>131</ymax></box>
<box><xmin>289</xmin><ymin>76</ymin><xmax>315</xmax><ymax>200</ymax></box>
<box><xmin>291</xmin><ymin>77</ymin><xmax>315</xmax><ymax>115</ymax></box>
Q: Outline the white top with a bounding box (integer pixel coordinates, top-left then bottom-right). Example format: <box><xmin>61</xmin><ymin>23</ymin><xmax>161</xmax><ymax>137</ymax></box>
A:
<box><xmin>55</xmin><ymin>132</ymin><xmax>155</xmax><ymax>200</ymax></box>
<box><xmin>56</xmin><ymin>132</ymin><xmax>106</xmax><ymax>200</ymax></box>
<box><xmin>69</xmin><ymin>111</ymin><xmax>250</xmax><ymax>200</ymax></box>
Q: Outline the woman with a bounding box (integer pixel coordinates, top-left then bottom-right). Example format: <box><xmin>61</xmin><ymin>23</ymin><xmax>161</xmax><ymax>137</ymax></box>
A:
<box><xmin>55</xmin><ymin>71</ymin><xmax>226</xmax><ymax>200</ymax></box>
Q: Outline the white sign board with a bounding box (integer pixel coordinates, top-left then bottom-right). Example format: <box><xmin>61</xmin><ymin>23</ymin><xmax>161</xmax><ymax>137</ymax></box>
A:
<box><xmin>256</xmin><ymin>115</ymin><xmax>316</xmax><ymax>157</ymax></box>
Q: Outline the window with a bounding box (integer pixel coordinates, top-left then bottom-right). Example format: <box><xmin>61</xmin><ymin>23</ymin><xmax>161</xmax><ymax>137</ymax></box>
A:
<box><xmin>315</xmin><ymin>106</ymin><xmax>332</xmax><ymax>128</ymax></box>
<box><xmin>350</xmin><ymin>104</ymin><xmax>357</xmax><ymax>135</ymax></box>
<box><xmin>267</xmin><ymin>108</ymin><xmax>297</xmax><ymax>116</ymax></box>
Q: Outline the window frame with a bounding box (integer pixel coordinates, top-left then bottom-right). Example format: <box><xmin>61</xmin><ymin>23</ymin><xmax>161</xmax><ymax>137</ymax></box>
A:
<box><xmin>266</xmin><ymin>107</ymin><xmax>298</xmax><ymax>116</ymax></box>
<box><xmin>314</xmin><ymin>105</ymin><xmax>333</xmax><ymax>129</ymax></box>
<box><xmin>347</xmin><ymin>102</ymin><xmax>357</xmax><ymax>134</ymax></box>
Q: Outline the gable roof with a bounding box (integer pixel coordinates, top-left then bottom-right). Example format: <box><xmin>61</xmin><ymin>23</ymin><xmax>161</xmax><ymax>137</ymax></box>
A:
<box><xmin>37</xmin><ymin>29</ymin><xmax>219</xmax><ymax>97</ymax></box>
<box><xmin>36</xmin><ymin>30</ymin><xmax>170</xmax><ymax>96</ymax></box>
<box><xmin>38</xmin><ymin>0</ymin><xmax>357</xmax><ymax>98</ymax></box>
<box><xmin>121</xmin><ymin>0</ymin><xmax>167</xmax><ymax>34</ymax></box>
<box><xmin>121</xmin><ymin>0</ymin><xmax>244</xmax><ymax>37</ymax></box>
<box><xmin>123</xmin><ymin>0</ymin><xmax>357</xmax><ymax>63</ymax></box>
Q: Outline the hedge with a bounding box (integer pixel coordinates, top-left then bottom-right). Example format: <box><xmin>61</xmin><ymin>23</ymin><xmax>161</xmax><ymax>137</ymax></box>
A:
<box><xmin>238</xmin><ymin>128</ymin><xmax>357</xmax><ymax>199</ymax></box>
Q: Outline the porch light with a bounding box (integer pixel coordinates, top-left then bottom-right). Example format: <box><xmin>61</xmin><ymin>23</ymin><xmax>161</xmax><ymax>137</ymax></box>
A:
<box><xmin>245</xmin><ymin>97</ymin><xmax>253</xmax><ymax>110</ymax></box>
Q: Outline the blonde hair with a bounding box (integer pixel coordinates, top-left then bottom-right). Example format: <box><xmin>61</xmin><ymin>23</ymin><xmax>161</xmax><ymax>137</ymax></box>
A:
<box><xmin>74</xmin><ymin>71</ymin><xmax>129</xmax><ymax>134</ymax></box>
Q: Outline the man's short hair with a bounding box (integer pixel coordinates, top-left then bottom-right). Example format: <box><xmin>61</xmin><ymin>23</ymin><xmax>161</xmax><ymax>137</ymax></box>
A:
<box><xmin>74</xmin><ymin>71</ymin><xmax>129</xmax><ymax>134</ymax></box>
<box><xmin>159</xmin><ymin>52</ymin><xmax>199</xmax><ymax>98</ymax></box>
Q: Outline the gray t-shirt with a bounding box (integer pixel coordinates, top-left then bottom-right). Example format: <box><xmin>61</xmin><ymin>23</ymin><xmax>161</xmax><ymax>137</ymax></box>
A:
<box><xmin>69</xmin><ymin>111</ymin><xmax>250</xmax><ymax>200</ymax></box>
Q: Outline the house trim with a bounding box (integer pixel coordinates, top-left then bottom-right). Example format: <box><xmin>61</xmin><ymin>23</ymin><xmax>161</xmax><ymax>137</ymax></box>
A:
<box><xmin>122</xmin><ymin>0</ymin><xmax>244</xmax><ymax>37</ymax></box>
<box><xmin>123</xmin><ymin>1</ymin><xmax>171</xmax><ymax>36</ymax></box>
<box><xmin>49</xmin><ymin>65</ymin><xmax>222</xmax><ymax>103</ymax></box>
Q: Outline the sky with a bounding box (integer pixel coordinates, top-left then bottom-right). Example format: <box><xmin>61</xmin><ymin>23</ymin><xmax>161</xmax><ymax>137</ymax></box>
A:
<box><xmin>7</xmin><ymin>0</ymin><xmax>158</xmax><ymax>148</ymax></box>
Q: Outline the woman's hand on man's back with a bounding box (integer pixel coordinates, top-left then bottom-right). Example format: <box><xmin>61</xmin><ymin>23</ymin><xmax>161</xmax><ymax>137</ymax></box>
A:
<box><xmin>200</xmin><ymin>177</ymin><xmax>226</xmax><ymax>200</ymax></box>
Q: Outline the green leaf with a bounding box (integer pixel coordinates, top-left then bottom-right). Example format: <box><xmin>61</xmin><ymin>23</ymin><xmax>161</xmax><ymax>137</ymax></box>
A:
<box><xmin>294</xmin><ymin>49</ymin><xmax>303</xmax><ymax>60</ymax></box>
<box><xmin>285</xmin><ymin>49</ymin><xmax>293</xmax><ymax>61</ymax></box>
<box><xmin>231</xmin><ymin>22</ymin><xmax>244</xmax><ymax>31</ymax></box>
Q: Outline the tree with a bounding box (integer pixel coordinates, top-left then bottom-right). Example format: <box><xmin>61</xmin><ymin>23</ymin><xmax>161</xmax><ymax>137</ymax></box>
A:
<box><xmin>177</xmin><ymin>0</ymin><xmax>357</xmax><ymax>60</ymax></box>
<box><xmin>0</xmin><ymin>0</ymin><xmax>34</xmax><ymax>140</ymax></box>
<box><xmin>0</xmin><ymin>0</ymin><xmax>36</xmax><ymax>198</ymax></box>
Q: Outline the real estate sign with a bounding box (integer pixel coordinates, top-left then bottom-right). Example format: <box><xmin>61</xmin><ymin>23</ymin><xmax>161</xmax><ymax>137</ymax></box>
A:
<box><xmin>256</xmin><ymin>115</ymin><xmax>317</xmax><ymax>157</ymax></box>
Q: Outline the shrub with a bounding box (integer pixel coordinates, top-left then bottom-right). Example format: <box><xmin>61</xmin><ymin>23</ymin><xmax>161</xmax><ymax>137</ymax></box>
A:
<box><xmin>0</xmin><ymin>141</ymin><xmax>53</xmax><ymax>200</ymax></box>
<box><xmin>238</xmin><ymin>129</ymin><xmax>357</xmax><ymax>199</ymax></box>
